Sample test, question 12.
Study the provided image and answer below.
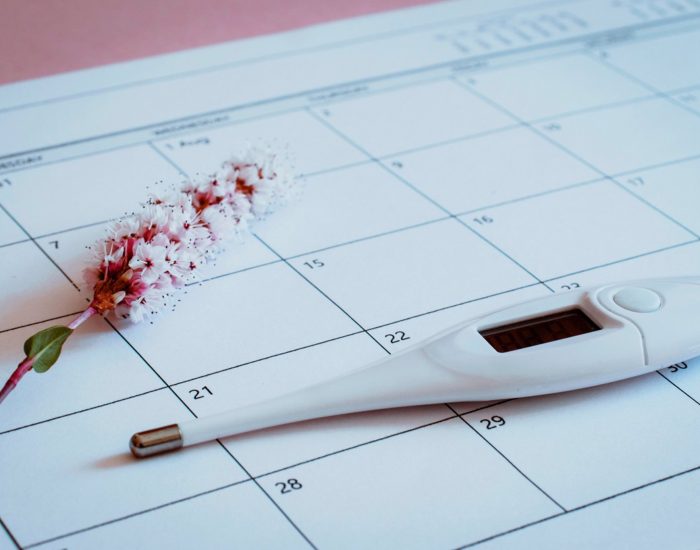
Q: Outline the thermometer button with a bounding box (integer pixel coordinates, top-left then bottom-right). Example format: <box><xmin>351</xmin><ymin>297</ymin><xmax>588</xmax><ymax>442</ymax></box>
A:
<box><xmin>612</xmin><ymin>287</ymin><xmax>662</xmax><ymax>313</ymax></box>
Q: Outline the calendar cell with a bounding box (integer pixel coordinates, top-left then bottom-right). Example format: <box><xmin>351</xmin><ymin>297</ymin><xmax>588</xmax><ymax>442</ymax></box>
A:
<box><xmin>173</xmin><ymin>333</ymin><xmax>383</xmax><ymax>418</ymax></box>
<box><xmin>0</xmin><ymin>391</ymin><xmax>247</xmax><ymax>547</ymax></box>
<box><xmin>255</xmin><ymin>163</ymin><xmax>445</xmax><ymax>258</ymax></box>
<box><xmin>461</xmin><ymin>54</ymin><xmax>650</xmax><ymax>120</ymax></box>
<box><xmin>476</xmin><ymin>467</ymin><xmax>700</xmax><ymax>549</ymax></box>
<box><xmin>672</xmin><ymin>86</ymin><xmax>700</xmax><ymax>113</ymax></box>
<box><xmin>387</xmin><ymin>126</ymin><xmax>597</xmax><ymax>214</ymax></box>
<box><xmin>116</xmin><ymin>262</ymin><xmax>359</xmax><ymax>384</ymax></box>
<box><xmin>537</xmin><ymin>98</ymin><xmax>700</xmax><ymax>174</ymax></box>
<box><xmin>291</xmin><ymin>218</ymin><xmax>538</xmax><ymax>328</ymax></box>
<box><xmin>153</xmin><ymin>110</ymin><xmax>366</xmax><ymax>177</ymax></box>
<box><xmin>464</xmin><ymin>181</ymin><xmax>694</xmax><ymax>280</ymax></box>
<box><xmin>617</xmin><ymin>157</ymin><xmax>700</xmax><ymax>236</ymax></box>
<box><xmin>225</xmin><ymin>404</ymin><xmax>452</xmax><ymax>478</ymax></box>
<box><xmin>50</xmin><ymin>481</ymin><xmax>309</xmax><ymax>550</ymax></box>
<box><xmin>603</xmin><ymin>28</ymin><xmax>700</xmax><ymax>92</ymax></box>
<box><xmin>462</xmin><ymin>374</ymin><xmax>700</xmax><ymax>509</ymax></box>
<box><xmin>0</xmin><ymin>242</ymin><xmax>85</xmax><ymax>332</ymax></box>
<box><xmin>0</xmin><ymin>146</ymin><xmax>182</xmax><ymax>236</ymax></box>
<box><xmin>0</xmin><ymin>315</ymin><xmax>163</xmax><ymax>433</ymax></box>
<box><xmin>257</xmin><ymin>417</ymin><xmax>560</xmax><ymax>549</ymax></box>
<box><xmin>313</xmin><ymin>79</ymin><xmax>514</xmax><ymax>157</ymax></box>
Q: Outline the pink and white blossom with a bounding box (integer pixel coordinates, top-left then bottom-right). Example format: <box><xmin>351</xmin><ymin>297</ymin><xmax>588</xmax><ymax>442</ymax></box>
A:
<box><xmin>84</xmin><ymin>146</ymin><xmax>297</xmax><ymax>322</ymax></box>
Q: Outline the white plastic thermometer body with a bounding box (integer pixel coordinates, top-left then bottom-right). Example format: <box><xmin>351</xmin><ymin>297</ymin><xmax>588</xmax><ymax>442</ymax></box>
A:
<box><xmin>130</xmin><ymin>277</ymin><xmax>700</xmax><ymax>457</ymax></box>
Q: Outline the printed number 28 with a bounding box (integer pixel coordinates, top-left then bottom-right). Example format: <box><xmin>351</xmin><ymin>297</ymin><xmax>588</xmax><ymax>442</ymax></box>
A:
<box><xmin>276</xmin><ymin>478</ymin><xmax>302</xmax><ymax>494</ymax></box>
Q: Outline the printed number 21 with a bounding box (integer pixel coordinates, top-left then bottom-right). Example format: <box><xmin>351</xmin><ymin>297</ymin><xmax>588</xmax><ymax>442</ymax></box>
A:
<box><xmin>189</xmin><ymin>386</ymin><xmax>213</xmax><ymax>400</ymax></box>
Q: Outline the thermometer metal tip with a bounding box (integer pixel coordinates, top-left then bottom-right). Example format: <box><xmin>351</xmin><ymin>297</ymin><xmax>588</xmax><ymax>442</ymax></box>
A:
<box><xmin>129</xmin><ymin>277</ymin><xmax>700</xmax><ymax>458</ymax></box>
<box><xmin>130</xmin><ymin>424</ymin><xmax>183</xmax><ymax>457</ymax></box>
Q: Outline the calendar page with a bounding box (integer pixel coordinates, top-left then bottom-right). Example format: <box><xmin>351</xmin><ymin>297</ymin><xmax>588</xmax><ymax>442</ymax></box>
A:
<box><xmin>2</xmin><ymin>1</ymin><xmax>700</xmax><ymax>548</ymax></box>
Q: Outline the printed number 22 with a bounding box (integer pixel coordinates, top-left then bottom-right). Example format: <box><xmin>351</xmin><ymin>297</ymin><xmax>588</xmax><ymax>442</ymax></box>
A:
<box><xmin>385</xmin><ymin>330</ymin><xmax>410</xmax><ymax>344</ymax></box>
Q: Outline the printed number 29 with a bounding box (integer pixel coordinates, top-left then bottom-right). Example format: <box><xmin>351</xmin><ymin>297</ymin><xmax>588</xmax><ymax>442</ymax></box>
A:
<box><xmin>480</xmin><ymin>415</ymin><xmax>506</xmax><ymax>429</ymax></box>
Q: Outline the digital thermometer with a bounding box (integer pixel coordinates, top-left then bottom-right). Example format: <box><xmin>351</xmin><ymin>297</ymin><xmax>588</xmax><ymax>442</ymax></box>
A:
<box><xmin>131</xmin><ymin>277</ymin><xmax>700</xmax><ymax>457</ymax></box>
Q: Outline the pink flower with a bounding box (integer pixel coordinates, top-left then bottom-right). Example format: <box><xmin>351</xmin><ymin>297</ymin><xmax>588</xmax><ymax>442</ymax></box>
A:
<box><xmin>129</xmin><ymin>241</ymin><xmax>168</xmax><ymax>284</ymax></box>
<box><xmin>85</xmin><ymin>146</ymin><xmax>297</xmax><ymax>322</ymax></box>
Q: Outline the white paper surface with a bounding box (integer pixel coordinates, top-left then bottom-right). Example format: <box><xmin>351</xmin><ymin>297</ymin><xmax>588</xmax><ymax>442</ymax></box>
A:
<box><xmin>2</xmin><ymin>1</ymin><xmax>700</xmax><ymax>548</ymax></box>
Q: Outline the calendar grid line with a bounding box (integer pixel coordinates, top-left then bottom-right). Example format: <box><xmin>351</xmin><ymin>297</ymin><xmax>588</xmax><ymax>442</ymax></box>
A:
<box><xmin>103</xmin><ymin>318</ymin><xmax>198</xmax><ymax>416</ymax></box>
<box><xmin>590</xmin><ymin>50</ymin><xmax>700</xmax><ymax>122</ymax></box>
<box><xmin>0</xmin><ymin>238</ymin><xmax>29</xmax><ymax>250</ymax></box>
<box><xmin>34</xmin><ymin>218</ymin><xmax>113</xmax><ymax>240</ymax></box>
<box><xmin>362</xmin><ymin>283</ymin><xmax>544</xmax><ymax>331</ymax></box>
<box><xmin>252</xmin><ymin>413</ymin><xmax>459</xmax><ymax>480</ymax></box>
<box><xmin>0</xmin><ymin>516</ymin><xmax>21</xmax><ymax>550</ymax></box>
<box><xmin>305</xmin><ymin>108</ymin><xmax>554</xmax><ymax>293</ymax></box>
<box><xmin>22</xmin><ymin>478</ymin><xmax>252</xmax><ymax>549</ymax></box>
<box><xmin>0</xmin><ymin>311</ymin><xmax>84</xmax><ymax>335</ymax></box>
<box><xmin>282</xmin><ymin>215</ymin><xmax>451</xmax><ymax>259</ymax></box>
<box><xmin>657</xmin><ymin>371</ymin><xmax>700</xmax><ymax>407</ymax></box>
<box><xmin>538</xmin><ymin>239</ymin><xmax>700</xmax><ymax>283</ymax></box>
<box><xmin>446</xmin><ymin>404</ymin><xmax>566</xmax><ymax>511</ymax></box>
<box><xmin>454</xmin><ymin>176</ymin><xmax>605</xmax><ymax>216</ymax></box>
<box><xmin>459</xmin><ymin>462</ymin><xmax>700</xmax><ymax>549</ymax></box>
<box><xmin>0</xmin><ymin>387</ymin><xmax>166</xmax><ymax>437</ymax></box>
<box><xmin>170</xmin><ymin>329</ymin><xmax>366</xmax><ymax>387</ymax></box>
<box><xmin>188</xmin><ymin>258</ymin><xmax>284</xmax><ymax>286</ymax></box>
<box><xmin>2</xmin><ymin>10</ymin><xmax>697</xmax><ymax>163</ymax></box>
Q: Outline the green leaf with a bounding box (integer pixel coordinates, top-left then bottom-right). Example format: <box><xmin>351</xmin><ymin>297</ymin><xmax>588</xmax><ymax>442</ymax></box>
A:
<box><xmin>23</xmin><ymin>326</ymin><xmax>73</xmax><ymax>373</ymax></box>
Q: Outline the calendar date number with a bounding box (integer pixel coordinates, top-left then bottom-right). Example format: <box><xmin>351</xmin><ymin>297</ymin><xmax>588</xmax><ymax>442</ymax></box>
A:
<box><xmin>480</xmin><ymin>415</ymin><xmax>506</xmax><ymax>429</ymax></box>
<box><xmin>276</xmin><ymin>478</ymin><xmax>303</xmax><ymax>494</ymax></box>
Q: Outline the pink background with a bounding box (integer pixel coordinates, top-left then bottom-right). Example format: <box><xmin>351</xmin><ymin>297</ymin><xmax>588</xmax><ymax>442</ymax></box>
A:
<box><xmin>1</xmin><ymin>0</ymin><xmax>437</xmax><ymax>85</ymax></box>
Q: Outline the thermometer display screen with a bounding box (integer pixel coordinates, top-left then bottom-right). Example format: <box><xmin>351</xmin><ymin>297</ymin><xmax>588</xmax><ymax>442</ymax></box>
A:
<box><xmin>480</xmin><ymin>309</ymin><xmax>600</xmax><ymax>353</ymax></box>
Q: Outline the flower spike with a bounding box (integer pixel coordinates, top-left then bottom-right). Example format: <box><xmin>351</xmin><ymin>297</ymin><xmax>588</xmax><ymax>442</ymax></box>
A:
<box><xmin>0</xmin><ymin>146</ymin><xmax>297</xmax><ymax>404</ymax></box>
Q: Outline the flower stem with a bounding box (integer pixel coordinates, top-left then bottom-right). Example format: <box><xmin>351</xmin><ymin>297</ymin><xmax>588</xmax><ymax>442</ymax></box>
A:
<box><xmin>0</xmin><ymin>356</ymin><xmax>34</xmax><ymax>405</ymax></box>
<box><xmin>68</xmin><ymin>306</ymin><xmax>97</xmax><ymax>329</ymax></box>
<box><xmin>0</xmin><ymin>306</ymin><xmax>97</xmax><ymax>405</ymax></box>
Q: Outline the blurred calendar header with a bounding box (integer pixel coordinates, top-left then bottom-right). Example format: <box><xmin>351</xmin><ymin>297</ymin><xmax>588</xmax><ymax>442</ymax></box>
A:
<box><xmin>1</xmin><ymin>0</ymin><xmax>698</xmax><ymax>161</ymax></box>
